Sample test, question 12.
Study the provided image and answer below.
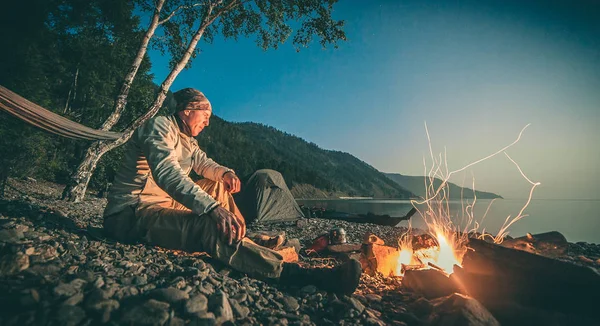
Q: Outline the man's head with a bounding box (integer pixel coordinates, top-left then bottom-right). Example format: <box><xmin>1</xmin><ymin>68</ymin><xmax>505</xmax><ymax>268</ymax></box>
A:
<box><xmin>174</xmin><ymin>88</ymin><xmax>212</xmax><ymax>137</ymax></box>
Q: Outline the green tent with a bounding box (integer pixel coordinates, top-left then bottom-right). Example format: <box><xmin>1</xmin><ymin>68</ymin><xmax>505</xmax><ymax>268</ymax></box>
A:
<box><xmin>235</xmin><ymin>169</ymin><xmax>304</xmax><ymax>224</ymax></box>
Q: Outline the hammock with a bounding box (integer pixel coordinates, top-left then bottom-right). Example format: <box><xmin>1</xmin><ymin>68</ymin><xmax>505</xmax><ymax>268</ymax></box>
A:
<box><xmin>0</xmin><ymin>85</ymin><xmax>123</xmax><ymax>141</ymax></box>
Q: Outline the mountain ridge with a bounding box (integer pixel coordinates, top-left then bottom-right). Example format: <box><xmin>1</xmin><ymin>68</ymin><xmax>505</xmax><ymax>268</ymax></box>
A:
<box><xmin>384</xmin><ymin>172</ymin><xmax>503</xmax><ymax>200</ymax></box>
<box><xmin>196</xmin><ymin>116</ymin><xmax>415</xmax><ymax>199</ymax></box>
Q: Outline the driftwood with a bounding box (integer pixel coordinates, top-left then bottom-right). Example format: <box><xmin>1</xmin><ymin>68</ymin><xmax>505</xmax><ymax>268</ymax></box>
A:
<box><xmin>500</xmin><ymin>231</ymin><xmax>569</xmax><ymax>258</ymax></box>
<box><xmin>454</xmin><ymin>238</ymin><xmax>600</xmax><ymax>321</ymax></box>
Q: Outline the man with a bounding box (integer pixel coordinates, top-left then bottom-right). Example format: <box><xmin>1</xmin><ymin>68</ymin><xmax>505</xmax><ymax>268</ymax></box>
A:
<box><xmin>103</xmin><ymin>88</ymin><xmax>361</xmax><ymax>294</ymax></box>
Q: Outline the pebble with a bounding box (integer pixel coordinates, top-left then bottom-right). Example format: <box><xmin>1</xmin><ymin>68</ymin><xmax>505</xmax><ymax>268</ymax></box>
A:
<box><xmin>150</xmin><ymin>287</ymin><xmax>190</xmax><ymax>303</ymax></box>
<box><xmin>185</xmin><ymin>294</ymin><xmax>209</xmax><ymax>314</ymax></box>
<box><xmin>208</xmin><ymin>290</ymin><xmax>234</xmax><ymax>324</ymax></box>
<box><xmin>299</xmin><ymin>285</ymin><xmax>317</xmax><ymax>295</ymax></box>
<box><xmin>121</xmin><ymin>299</ymin><xmax>170</xmax><ymax>325</ymax></box>
<box><xmin>0</xmin><ymin>252</ymin><xmax>29</xmax><ymax>276</ymax></box>
<box><xmin>0</xmin><ymin>229</ymin><xmax>24</xmax><ymax>243</ymax></box>
<box><xmin>366</xmin><ymin>294</ymin><xmax>382</xmax><ymax>302</ymax></box>
<box><xmin>55</xmin><ymin>305</ymin><xmax>86</xmax><ymax>326</ymax></box>
<box><xmin>5</xmin><ymin>179</ymin><xmax>598</xmax><ymax>326</ymax></box>
<box><xmin>282</xmin><ymin>296</ymin><xmax>300</xmax><ymax>312</ymax></box>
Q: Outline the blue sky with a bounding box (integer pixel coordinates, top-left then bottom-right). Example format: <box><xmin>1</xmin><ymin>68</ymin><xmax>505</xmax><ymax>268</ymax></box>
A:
<box><xmin>148</xmin><ymin>0</ymin><xmax>599</xmax><ymax>200</ymax></box>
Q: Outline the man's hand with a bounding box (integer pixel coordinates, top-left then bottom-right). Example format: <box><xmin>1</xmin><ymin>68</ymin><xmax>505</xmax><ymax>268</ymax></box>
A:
<box><xmin>208</xmin><ymin>206</ymin><xmax>245</xmax><ymax>245</ymax></box>
<box><xmin>223</xmin><ymin>171</ymin><xmax>241</xmax><ymax>194</ymax></box>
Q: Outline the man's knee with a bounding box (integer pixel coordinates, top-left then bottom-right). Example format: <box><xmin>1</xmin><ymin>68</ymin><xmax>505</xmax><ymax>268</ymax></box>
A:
<box><xmin>195</xmin><ymin>179</ymin><xmax>230</xmax><ymax>199</ymax></box>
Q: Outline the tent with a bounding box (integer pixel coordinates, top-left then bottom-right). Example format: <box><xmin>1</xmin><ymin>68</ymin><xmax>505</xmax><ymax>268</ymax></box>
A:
<box><xmin>235</xmin><ymin>169</ymin><xmax>304</xmax><ymax>224</ymax></box>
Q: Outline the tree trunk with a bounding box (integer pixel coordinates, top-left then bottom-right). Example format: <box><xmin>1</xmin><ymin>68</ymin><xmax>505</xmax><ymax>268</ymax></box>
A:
<box><xmin>62</xmin><ymin>3</ymin><xmax>221</xmax><ymax>202</ymax></box>
<box><xmin>100</xmin><ymin>0</ymin><xmax>166</xmax><ymax>131</ymax></box>
<box><xmin>62</xmin><ymin>141</ymin><xmax>109</xmax><ymax>202</ymax></box>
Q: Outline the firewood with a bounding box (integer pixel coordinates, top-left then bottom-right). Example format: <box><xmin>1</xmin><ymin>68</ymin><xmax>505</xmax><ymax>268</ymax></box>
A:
<box><xmin>454</xmin><ymin>238</ymin><xmax>600</xmax><ymax>320</ymax></box>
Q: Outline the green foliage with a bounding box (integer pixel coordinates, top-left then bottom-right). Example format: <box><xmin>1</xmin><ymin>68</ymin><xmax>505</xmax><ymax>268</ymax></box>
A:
<box><xmin>0</xmin><ymin>0</ymin><xmax>155</xmax><ymax>190</ymax></box>
<box><xmin>197</xmin><ymin>116</ymin><xmax>414</xmax><ymax>198</ymax></box>
<box><xmin>152</xmin><ymin>0</ymin><xmax>346</xmax><ymax>69</ymax></box>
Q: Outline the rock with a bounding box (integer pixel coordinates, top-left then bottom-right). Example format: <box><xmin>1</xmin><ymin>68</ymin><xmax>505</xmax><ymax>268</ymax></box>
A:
<box><xmin>208</xmin><ymin>290</ymin><xmax>234</xmax><ymax>324</ymax></box>
<box><xmin>295</xmin><ymin>219</ymin><xmax>308</xmax><ymax>228</ymax></box>
<box><xmin>133</xmin><ymin>274</ymin><xmax>148</xmax><ymax>286</ymax></box>
<box><xmin>232</xmin><ymin>293</ymin><xmax>247</xmax><ymax>303</ymax></box>
<box><xmin>89</xmin><ymin>299</ymin><xmax>120</xmax><ymax>323</ymax></box>
<box><xmin>169</xmin><ymin>317</ymin><xmax>185</xmax><ymax>326</ymax></box>
<box><xmin>282</xmin><ymin>296</ymin><xmax>299</xmax><ymax>312</ymax></box>
<box><xmin>365</xmin><ymin>317</ymin><xmax>386</xmax><ymax>326</ymax></box>
<box><xmin>19</xmin><ymin>288</ymin><xmax>40</xmax><ymax>306</ymax></box>
<box><xmin>299</xmin><ymin>285</ymin><xmax>317</xmax><ymax>295</ymax></box>
<box><xmin>229</xmin><ymin>298</ymin><xmax>250</xmax><ymax>319</ymax></box>
<box><xmin>344</xmin><ymin>296</ymin><xmax>365</xmax><ymax>314</ymax></box>
<box><xmin>121</xmin><ymin>299</ymin><xmax>170</xmax><ymax>325</ymax></box>
<box><xmin>93</xmin><ymin>276</ymin><xmax>105</xmax><ymax>288</ymax></box>
<box><xmin>185</xmin><ymin>294</ymin><xmax>209</xmax><ymax>314</ymax></box>
<box><xmin>63</xmin><ymin>293</ymin><xmax>85</xmax><ymax>306</ymax></box>
<box><xmin>55</xmin><ymin>305</ymin><xmax>86</xmax><ymax>326</ymax></box>
<box><xmin>150</xmin><ymin>287</ymin><xmax>190</xmax><ymax>304</ymax></box>
<box><xmin>190</xmin><ymin>312</ymin><xmax>216</xmax><ymax>326</ymax></box>
<box><xmin>0</xmin><ymin>229</ymin><xmax>24</xmax><ymax>243</ymax></box>
<box><xmin>366</xmin><ymin>294</ymin><xmax>382</xmax><ymax>303</ymax></box>
<box><xmin>428</xmin><ymin>293</ymin><xmax>500</xmax><ymax>326</ymax></box>
<box><xmin>410</xmin><ymin>297</ymin><xmax>433</xmax><ymax>316</ymax></box>
<box><xmin>53</xmin><ymin>279</ymin><xmax>87</xmax><ymax>297</ymax></box>
<box><xmin>24</xmin><ymin>262</ymin><xmax>61</xmax><ymax>276</ymax></box>
<box><xmin>0</xmin><ymin>252</ymin><xmax>29</xmax><ymax>276</ymax></box>
<box><xmin>286</xmin><ymin>238</ymin><xmax>302</xmax><ymax>253</ymax></box>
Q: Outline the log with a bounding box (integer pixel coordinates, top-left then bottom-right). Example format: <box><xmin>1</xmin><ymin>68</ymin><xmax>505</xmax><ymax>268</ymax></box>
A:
<box><xmin>360</xmin><ymin>243</ymin><xmax>399</xmax><ymax>276</ymax></box>
<box><xmin>500</xmin><ymin>231</ymin><xmax>568</xmax><ymax>258</ymax></box>
<box><xmin>454</xmin><ymin>238</ymin><xmax>600</xmax><ymax>320</ymax></box>
<box><xmin>403</xmin><ymin>269</ymin><xmax>461</xmax><ymax>299</ymax></box>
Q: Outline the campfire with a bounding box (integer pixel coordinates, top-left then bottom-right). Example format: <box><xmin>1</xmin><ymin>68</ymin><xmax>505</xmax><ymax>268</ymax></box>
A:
<box><xmin>370</xmin><ymin>123</ymin><xmax>537</xmax><ymax>279</ymax></box>
<box><xmin>355</xmin><ymin>124</ymin><xmax>600</xmax><ymax>324</ymax></box>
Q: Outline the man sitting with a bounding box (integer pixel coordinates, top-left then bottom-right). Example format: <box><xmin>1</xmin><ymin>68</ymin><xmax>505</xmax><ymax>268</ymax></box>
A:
<box><xmin>102</xmin><ymin>88</ymin><xmax>361</xmax><ymax>294</ymax></box>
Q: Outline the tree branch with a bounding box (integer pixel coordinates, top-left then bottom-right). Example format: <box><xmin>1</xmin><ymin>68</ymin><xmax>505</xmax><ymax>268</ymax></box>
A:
<box><xmin>158</xmin><ymin>2</ymin><xmax>207</xmax><ymax>25</ymax></box>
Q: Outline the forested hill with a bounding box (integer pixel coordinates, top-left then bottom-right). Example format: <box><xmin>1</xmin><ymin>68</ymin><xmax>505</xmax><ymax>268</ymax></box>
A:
<box><xmin>196</xmin><ymin>116</ymin><xmax>414</xmax><ymax>199</ymax></box>
<box><xmin>384</xmin><ymin>173</ymin><xmax>502</xmax><ymax>200</ymax></box>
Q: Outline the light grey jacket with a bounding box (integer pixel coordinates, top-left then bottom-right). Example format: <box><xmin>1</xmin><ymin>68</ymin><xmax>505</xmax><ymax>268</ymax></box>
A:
<box><xmin>103</xmin><ymin>115</ymin><xmax>232</xmax><ymax>217</ymax></box>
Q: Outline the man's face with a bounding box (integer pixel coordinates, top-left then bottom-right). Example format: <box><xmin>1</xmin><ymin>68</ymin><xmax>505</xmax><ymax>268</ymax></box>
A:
<box><xmin>181</xmin><ymin>103</ymin><xmax>212</xmax><ymax>136</ymax></box>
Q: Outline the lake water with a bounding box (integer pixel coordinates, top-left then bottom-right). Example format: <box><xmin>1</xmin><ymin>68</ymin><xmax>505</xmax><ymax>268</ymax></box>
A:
<box><xmin>296</xmin><ymin>199</ymin><xmax>600</xmax><ymax>244</ymax></box>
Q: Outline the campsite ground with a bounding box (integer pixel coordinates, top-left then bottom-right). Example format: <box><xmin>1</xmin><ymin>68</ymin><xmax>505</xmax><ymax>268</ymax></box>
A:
<box><xmin>1</xmin><ymin>177</ymin><xmax>599</xmax><ymax>325</ymax></box>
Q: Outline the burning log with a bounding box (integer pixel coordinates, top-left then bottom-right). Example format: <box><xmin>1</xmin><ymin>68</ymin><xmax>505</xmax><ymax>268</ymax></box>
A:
<box><xmin>454</xmin><ymin>238</ymin><xmax>600</xmax><ymax>322</ymax></box>
<box><xmin>360</xmin><ymin>243</ymin><xmax>399</xmax><ymax>277</ymax></box>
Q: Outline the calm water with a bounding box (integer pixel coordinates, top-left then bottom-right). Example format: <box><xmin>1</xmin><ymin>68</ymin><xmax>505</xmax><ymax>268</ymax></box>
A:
<box><xmin>296</xmin><ymin>199</ymin><xmax>600</xmax><ymax>244</ymax></box>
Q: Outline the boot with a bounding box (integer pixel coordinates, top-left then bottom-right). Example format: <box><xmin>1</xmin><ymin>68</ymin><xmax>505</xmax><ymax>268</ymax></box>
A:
<box><xmin>279</xmin><ymin>259</ymin><xmax>362</xmax><ymax>295</ymax></box>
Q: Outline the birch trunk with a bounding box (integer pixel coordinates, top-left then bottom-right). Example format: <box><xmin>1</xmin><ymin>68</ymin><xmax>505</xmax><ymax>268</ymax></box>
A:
<box><xmin>100</xmin><ymin>0</ymin><xmax>166</xmax><ymax>131</ymax></box>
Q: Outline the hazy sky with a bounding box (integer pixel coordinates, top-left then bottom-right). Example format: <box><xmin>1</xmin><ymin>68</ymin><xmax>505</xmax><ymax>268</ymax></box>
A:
<box><xmin>149</xmin><ymin>0</ymin><xmax>600</xmax><ymax>200</ymax></box>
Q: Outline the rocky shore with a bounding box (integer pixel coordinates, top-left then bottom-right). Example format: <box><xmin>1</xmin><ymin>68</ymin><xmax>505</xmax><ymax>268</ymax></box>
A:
<box><xmin>1</xmin><ymin>178</ymin><xmax>599</xmax><ymax>325</ymax></box>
